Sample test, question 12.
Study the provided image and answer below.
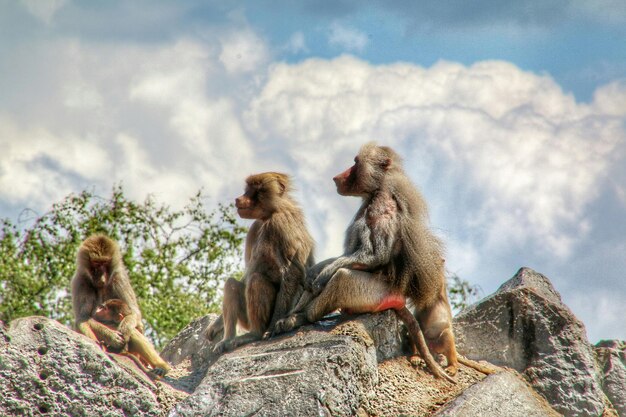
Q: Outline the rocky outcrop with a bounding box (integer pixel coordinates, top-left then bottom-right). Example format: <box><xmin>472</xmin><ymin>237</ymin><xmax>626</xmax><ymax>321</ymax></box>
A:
<box><xmin>167</xmin><ymin>311</ymin><xmax>562</xmax><ymax>417</ymax></box>
<box><xmin>169</xmin><ymin>311</ymin><xmax>405</xmax><ymax>417</ymax></box>
<box><xmin>453</xmin><ymin>267</ymin><xmax>617</xmax><ymax>417</ymax></box>
<box><xmin>0</xmin><ymin>316</ymin><xmax>187</xmax><ymax>417</ymax></box>
<box><xmin>5</xmin><ymin>267</ymin><xmax>621</xmax><ymax>416</ymax></box>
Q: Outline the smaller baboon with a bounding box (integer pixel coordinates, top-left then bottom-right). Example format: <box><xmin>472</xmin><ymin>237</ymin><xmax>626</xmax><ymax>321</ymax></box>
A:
<box><xmin>72</xmin><ymin>234</ymin><xmax>143</xmax><ymax>351</ymax></box>
<box><xmin>93</xmin><ymin>299</ymin><xmax>171</xmax><ymax>377</ymax></box>
<box><xmin>207</xmin><ymin>172</ymin><xmax>315</xmax><ymax>353</ymax></box>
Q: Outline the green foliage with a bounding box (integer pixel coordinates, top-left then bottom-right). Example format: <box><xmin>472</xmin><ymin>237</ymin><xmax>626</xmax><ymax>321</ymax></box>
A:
<box><xmin>0</xmin><ymin>186</ymin><xmax>246</xmax><ymax>348</ymax></box>
<box><xmin>447</xmin><ymin>272</ymin><xmax>481</xmax><ymax>313</ymax></box>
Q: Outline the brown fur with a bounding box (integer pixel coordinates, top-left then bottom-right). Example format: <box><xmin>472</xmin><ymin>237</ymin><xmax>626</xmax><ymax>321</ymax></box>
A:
<box><xmin>94</xmin><ymin>299</ymin><xmax>171</xmax><ymax>377</ymax></box>
<box><xmin>72</xmin><ymin>234</ymin><xmax>144</xmax><ymax>353</ymax></box>
<box><xmin>208</xmin><ymin>172</ymin><xmax>315</xmax><ymax>353</ymax></box>
<box><xmin>93</xmin><ymin>299</ymin><xmax>132</xmax><ymax>325</ymax></box>
<box><xmin>274</xmin><ymin>143</ymin><xmax>492</xmax><ymax>379</ymax></box>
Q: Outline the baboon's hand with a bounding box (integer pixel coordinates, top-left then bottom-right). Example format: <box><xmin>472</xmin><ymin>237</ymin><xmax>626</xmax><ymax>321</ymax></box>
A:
<box><xmin>305</xmin><ymin>267</ymin><xmax>320</xmax><ymax>289</ymax></box>
<box><xmin>311</xmin><ymin>279</ymin><xmax>325</xmax><ymax>296</ymax></box>
<box><xmin>311</xmin><ymin>265</ymin><xmax>336</xmax><ymax>295</ymax></box>
<box><xmin>305</xmin><ymin>258</ymin><xmax>338</xmax><ymax>291</ymax></box>
<box><xmin>102</xmin><ymin>329</ymin><xmax>126</xmax><ymax>351</ymax></box>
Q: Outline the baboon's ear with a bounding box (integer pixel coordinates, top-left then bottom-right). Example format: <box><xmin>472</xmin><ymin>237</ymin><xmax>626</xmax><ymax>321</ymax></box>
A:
<box><xmin>274</xmin><ymin>173</ymin><xmax>289</xmax><ymax>195</ymax></box>
<box><xmin>378</xmin><ymin>146</ymin><xmax>394</xmax><ymax>170</ymax></box>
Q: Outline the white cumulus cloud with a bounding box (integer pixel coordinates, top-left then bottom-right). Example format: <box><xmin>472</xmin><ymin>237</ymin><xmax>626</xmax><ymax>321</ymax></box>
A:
<box><xmin>0</xmin><ymin>116</ymin><xmax>109</xmax><ymax>208</ymax></box>
<box><xmin>0</xmin><ymin>35</ymin><xmax>260</xmax><ymax>213</ymax></box>
<box><xmin>246</xmin><ymin>56</ymin><xmax>626</xmax><ymax>263</ymax></box>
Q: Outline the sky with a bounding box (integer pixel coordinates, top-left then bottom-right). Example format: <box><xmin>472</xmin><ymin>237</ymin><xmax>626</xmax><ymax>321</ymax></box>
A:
<box><xmin>1</xmin><ymin>0</ymin><xmax>625</xmax><ymax>343</ymax></box>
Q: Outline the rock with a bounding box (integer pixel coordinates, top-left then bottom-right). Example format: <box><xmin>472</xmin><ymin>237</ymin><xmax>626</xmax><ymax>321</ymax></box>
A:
<box><xmin>454</xmin><ymin>267</ymin><xmax>609</xmax><ymax>417</ymax></box>
<box><xmin>595</xmin><ymin>340</ymin><xmax>626</xmax><ymax>416</ymax></box>
<box><xmin>161</xmin><ymin>310</ymin><xmax>409</xmax><ymax>395</ymax></box>
<box><xmin>1</xmin><ymin>304</ymin><xmax>563</xmax><ymax>417</ymax></box>
<box><xmin>496</xmin><ymin>266</ymin><xmax>562</xmax><ymax>305</ymax></box>
<box><xmin>169</xmin><ymin>311</ymin><xmax>405</xmax><ymax>417</ymax></box>
<box><xmin>168</xmin><ymin>309</ymin><xmax>560</xmax><ymax>417</ymax></box>
<box><xmin>433</xmin><ymin>371</ymin><xmax>560</xmax><ymax>417</ymax></box>
<box><xmin>161</xmin><ymin>314</ymin><xmax>218</xmax><ymax>367</ymax></box>
<box><xmin>9</xmin><ymin>267</ymin><xmax>607</xmax><ymax>416</ymax></box>
<box><xmin>0</xmin><ymin>316</ymin><xmax>187</xmax><ymax>417</ymax></box>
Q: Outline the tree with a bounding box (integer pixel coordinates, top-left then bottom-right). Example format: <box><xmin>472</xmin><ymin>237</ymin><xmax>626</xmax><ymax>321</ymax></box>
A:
<box><xmin>447</xmin><ymin>272</ymin><xmax>482</xmax><ymax>313</ymax></box>
<box><xmin>0</xmin><ymin>186</ymin><xmax>246</xmax><ymax>348</ymax></box>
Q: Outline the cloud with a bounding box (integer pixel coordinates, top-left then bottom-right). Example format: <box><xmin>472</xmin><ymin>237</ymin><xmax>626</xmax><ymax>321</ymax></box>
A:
<box><xmin>284</xmin><ymin>32</ymin><xmax>308</xmax><ymax>54</ymax></box>
<box><xmin>1</xmin><ymin>34</ymin><xmax>623</xmax><ymax>268</ymax></box>
<box><xmin>246</xmin><ymin>56</ymin><xmax>626</xmax><ymax>263</ymax></box>
<box><xmin>0</xmin><ymin>115</ymin><xmax>109</xmax><ymax>208</ymax></box>
<box><xmin>567</xmin><ymin>288</ymin><xmax>626</xmax><ymax>342</ymax></box>
<box><xmin>219</xmin><ymin>29</ymin><xmax>269</xmax><ymax>74</ymax></box>
<box><xmin>112</xmin><ymin>133</ymin><xmax>198</xmax><ymax>205</ymax></box>
<box><xmin>328</xmin><ymin>22</ymin><xmax>368</xmax><ymax>52</ymax></box>
<box><xmin>19</xmin><ymin>0</ymin><xmax>67</xmax><ymax>24</ymax></box>
<box><xmin>0</xmin><ymin>33</ymin><xmax>262</xmax><ymax>213</ymax></box>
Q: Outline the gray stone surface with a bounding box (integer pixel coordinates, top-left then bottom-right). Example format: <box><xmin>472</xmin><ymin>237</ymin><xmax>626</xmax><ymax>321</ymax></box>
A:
<box><xmin>496</xmin><ymin>267</ymin><xmax>562</xmax><ymax>305</ymax></box>
<box><xmin>434</xmin><ymin>371</ymin><xmax>560</xmax><ymax>417</ymax></box>
<box><xmin>161</xmin><ymin>313</ymin><xmax>217</xmax><ymax>367</ymax></box>
<box><xmin>3</xmin><ymin>267</ymin><xmax>613</xmax><ymax>417</ymax></box>
<box><xmin>595</xmin><ymin>340</ymin><xmax>626</xmax><ymax>417</ymax></box>
<box><xmin>454</xmin><ymin>267</ymin><xmax>608</xmax><ymax>417</ymax></box>
<box><xmin>168</xmin><ymin>308</ymin><xmax>559</xmax><ymax>417</ymax></box>
<box><xmin>169</xmin><ymin>311</ymin><xmax>404</xmax><ymax>417</ymax></box>
<box><xmin>0</xmin><ymin>316</ymin><xmax>162</xmax><ymax>417</ymax></box>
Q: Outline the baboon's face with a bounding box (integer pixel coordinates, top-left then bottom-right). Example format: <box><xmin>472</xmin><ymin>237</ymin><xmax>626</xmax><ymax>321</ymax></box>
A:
<box><xmin>90</xmin><ymin>260</ymin><xmax>111</xmax><ymax>288</ymax></box>
<box><xmin>94</xmin><ymin>304</ymin><xmax>115</xmax><ymax>322</ymax></box>
<box><xmin>235</xmin><ymin>184</ymin><xmax>271</xmax><ymax>220</ymax></box>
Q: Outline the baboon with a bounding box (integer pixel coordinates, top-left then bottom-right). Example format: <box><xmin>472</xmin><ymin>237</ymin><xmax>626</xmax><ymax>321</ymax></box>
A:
<box><xmin>71</xmin><ymin>234</ymin><xmax>143</xmax><ymax>352</ymax></box>
<box><xmin>274</xmin><ymin>143</ymin><xmax>494</xmax><ymax>379</ymax></box>
<box><xmin>207</xmin><ymin>172</ymin><xmax>315</xmax><ymax>353</ymax></box>
<box><xmin>93</xmin><ymin>299</ymin><xmax>171</xmax><ymax>376</ymax></box>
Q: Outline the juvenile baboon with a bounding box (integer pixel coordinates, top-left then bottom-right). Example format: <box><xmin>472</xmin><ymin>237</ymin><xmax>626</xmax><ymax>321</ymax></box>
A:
<box><xmin>94</xmin><ymin>299</ymin><xmax>171</xmax><ymax>376</ymax></box>
<box><xmin>208</xmin><ymin>172</ymin><xmax>315</xmax><ymax>353</ymax></box>
<box><xmin>274</xmin><ymin>143</ymin><xmax>493</xmax><ymax>379</ymax></box>
<box><xmin>71</xmin><ymin>234</ymin><xmax>143</xmax><ymax>352</ymax></box>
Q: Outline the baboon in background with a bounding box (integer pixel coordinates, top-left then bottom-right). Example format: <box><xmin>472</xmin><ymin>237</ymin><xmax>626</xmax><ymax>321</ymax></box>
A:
<box><xmin>93</xmin><ymin>299</ymin><xmax>171</xmax><ymax>377</ymax></box>
<box><xmin>274</xmin><ymin>143</ymin><xmax>494</xmax><ymax>379</ymax></box>
<box><xmin>207</xmin><ymin>172</ymin><xmax>315</xmax><ymax>353</ymax></box>
<box><xmin>72</xmin><ymin>234</ymin><xmax>143</xmax><ymax>352</ymax></box>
